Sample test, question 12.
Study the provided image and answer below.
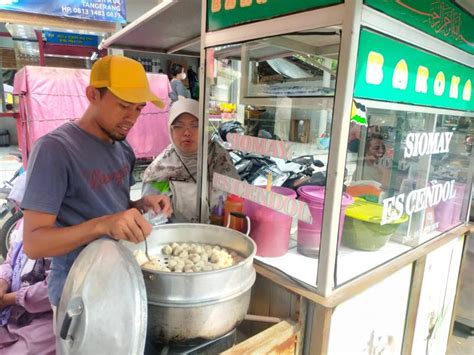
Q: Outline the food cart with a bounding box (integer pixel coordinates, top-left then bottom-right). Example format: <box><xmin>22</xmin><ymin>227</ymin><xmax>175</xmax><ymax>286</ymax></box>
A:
<box><xmin>98</xmin><ymin>0</ymin><xmax>473</xmax><ymax>353</ymax></box>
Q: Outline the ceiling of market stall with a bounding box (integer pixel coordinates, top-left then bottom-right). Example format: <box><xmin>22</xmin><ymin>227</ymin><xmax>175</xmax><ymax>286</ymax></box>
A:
<box><xmin>0</xmin><ymin>0</ymin><xmax>159</xmax><ymax>64</ymax></box>
<box><xmin>100</xmin><ymin>0</ymin><xmax>201</xmax><ymax>56</ymax></box>
<box><xmin>101</xmin><ymin>0</ymin><xmax>474</xmax><ymax>59</ymax></box>
<box><xmin>0</xmin><ymin>0</ymin><xmax>472</xmax><ymax>66</ymax></box>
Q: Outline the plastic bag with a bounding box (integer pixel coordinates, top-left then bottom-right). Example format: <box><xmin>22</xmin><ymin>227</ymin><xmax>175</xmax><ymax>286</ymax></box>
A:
<box><xmin>143</xmin><ymin>210</ymin><xmax>168</xmax><ymax>226</ymax></box>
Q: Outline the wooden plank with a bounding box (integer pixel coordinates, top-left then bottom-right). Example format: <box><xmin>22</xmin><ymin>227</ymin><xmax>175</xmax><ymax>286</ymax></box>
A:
<box><xmin>269</xmin><ymin>280</ymin><xmax>294</xmax><ymax>319</ymax></box>
<box><xmin>402</xmin><ymin>258</ymin><xmax>426</xmax><ymax>355</ymax></box>
<box><xmin>223</xmin><ymin>320</ymin><xmax>299</xmax><ymax>355</ymax></box>
<box><xmin>295</xmin><ymin>297</ymin><xmax>308</xmax><ymax>355</ymax></box>
<box><xmin>309</xmin><ymin>304</ymin><xmax>333</xmax><ymax>354</ymax></box>
<box><xmin>244</xmin><ymin>275</ymin><xmax>301</xmax><ymax>336</ymax></box>
<box><xmin>254</xmin><ymin>263</ymin><xmax>328</xmax><ymax>305</ymax></box>
<box><xmin>248</xmin><ymin>275</ymin><xmax>272</xmax><ymax>316</ymax></box>
<box><xmin>245</xmin><ymin>275</ymin><xmax>273</xmax><ymax>336</ymax></box>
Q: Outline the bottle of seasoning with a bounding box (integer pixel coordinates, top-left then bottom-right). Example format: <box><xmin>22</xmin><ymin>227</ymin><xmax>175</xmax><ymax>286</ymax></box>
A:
<box><xmin>210</xmin><ymin>195</ymin><xmax>225</xmax><ymax>226</ymax></box>
<box><xmin>224</xmin><ymin>194</ymin><xmax>244</xmax><ymax>232</ymax></box>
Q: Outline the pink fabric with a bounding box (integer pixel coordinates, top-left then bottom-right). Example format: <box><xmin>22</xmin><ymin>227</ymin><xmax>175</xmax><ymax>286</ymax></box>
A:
<box><xmin>13</xmin><ymin>66</ymin><xmax>172</xmax><ymax>164</ymax></box>
<box><xmin>0</xmin><ymin>313</ymin><xmax>54</xmax><ymax>355</ymax></box>
<box><xmin>0</xmin><ymin>248</ymin><xmax>54</xmax><ymax>355</ymax></box>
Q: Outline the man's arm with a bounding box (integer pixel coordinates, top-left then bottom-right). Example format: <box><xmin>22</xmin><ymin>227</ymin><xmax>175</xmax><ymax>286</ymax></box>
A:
<box><xmin>23</xmin><ymin>208</ymin><xmax>152</xmax><ymax>259</ymax></box>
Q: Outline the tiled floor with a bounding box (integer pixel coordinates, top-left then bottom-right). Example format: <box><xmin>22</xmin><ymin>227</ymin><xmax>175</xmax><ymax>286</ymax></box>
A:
<box><xmin>449</xmin><ymin>323</ymin><xmax>474</xmax><ymax>355</ymax></box>
<box><xmin>0</xmin><ymin>146</ymin><xmax>472</xmax><ymax>353</ymax></box>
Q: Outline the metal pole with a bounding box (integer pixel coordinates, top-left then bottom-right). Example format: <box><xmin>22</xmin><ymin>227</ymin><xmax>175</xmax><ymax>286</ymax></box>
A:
<box><xmin>316</xmin><ymin>0</ymin><xmax>363</xmax><ymax>296</ymax></box>
<box><xmin>197</xmin><ymin>0</ymin><xmax>209</xmax><ymax>222</ymax></box>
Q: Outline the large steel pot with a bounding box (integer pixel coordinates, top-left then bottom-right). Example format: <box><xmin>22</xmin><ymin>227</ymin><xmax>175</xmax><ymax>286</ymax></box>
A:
<box><xmin>123</xmin><ymin>223</ymin><xmax>256</xmax><ymax>343</ymax></box>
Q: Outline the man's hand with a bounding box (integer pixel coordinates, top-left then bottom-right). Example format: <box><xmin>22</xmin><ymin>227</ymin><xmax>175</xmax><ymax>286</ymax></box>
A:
<box><xmin>98</xmin><ymin>209</ymin><xmax>152</xmax><ymax>244</ymax></box>
<box><xmin>132</xmin><ymin>195</ymin><xmax>173</xmax><ymax>217</ymax></box>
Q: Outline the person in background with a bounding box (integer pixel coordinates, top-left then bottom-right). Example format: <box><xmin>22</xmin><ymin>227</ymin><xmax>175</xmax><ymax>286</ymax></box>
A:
<box><xmin>0</xmin><ymin>220</ymin><xmax>54</xmax><ymax>355</ymax></box>
<box><xmin>142</xmin><ymin>98</ymin><xmax>239</xmax><ymax>222</ymax></box>
<box><xmin>5</xmin><ymin>104</ymin><xmax>13</xmax><ymax>113</ymax></box>
<box><xmin>169</xmin><ymin>63</ymin><xmax>191</xmax><ymax>103</ymax></box>
<box><xmin>0</xmin><ymin>174</ymin><xmax>54</xmax><ymax>354</ymax></box>
<box><xmin>21</xmin><ymin>55</ymin><xmax>173</xmax><ymax>314</ymax></box>
<box><xmin>354</xmin><ymin>133</ymin><xmax>389</xmax><ymax>187</ymax></box>
<box><xmin>187</xmin><ymin>66</ymin><xmax>199</xmax><ymax>100</ymax></box>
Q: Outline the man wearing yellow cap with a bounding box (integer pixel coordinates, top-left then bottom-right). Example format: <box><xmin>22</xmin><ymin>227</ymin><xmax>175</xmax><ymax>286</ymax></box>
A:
<box><xmin>20</xmin><ymin>56</ymin><xmax>172</xmax><ymax>309</ymax></box>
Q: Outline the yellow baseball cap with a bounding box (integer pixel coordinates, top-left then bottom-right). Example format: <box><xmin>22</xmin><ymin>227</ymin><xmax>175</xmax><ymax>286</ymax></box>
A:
<box><xmin>90</xmin><ymin>55</ymin><xmax>164</xmax><ymax>108</ymax></box>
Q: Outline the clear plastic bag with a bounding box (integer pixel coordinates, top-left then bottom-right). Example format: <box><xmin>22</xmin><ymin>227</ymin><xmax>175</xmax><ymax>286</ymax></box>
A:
<box><xmin>143</xmin><ymin>210</ymin><xmax>168</xmax><ymax>226</ymax></box>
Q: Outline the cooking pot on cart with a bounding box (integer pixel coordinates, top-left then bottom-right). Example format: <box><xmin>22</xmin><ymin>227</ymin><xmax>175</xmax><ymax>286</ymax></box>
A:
<box><xmin>56</xmin><ymin>223</ymin><xmax>256</xmax><ymax>354</ymax></box>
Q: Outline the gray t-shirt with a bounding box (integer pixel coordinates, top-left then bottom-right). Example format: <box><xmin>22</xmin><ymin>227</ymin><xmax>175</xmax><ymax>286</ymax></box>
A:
<box><xmin>21</xmin><ymin>122</ymin><xmax>135</xmax><ymax>305</ymax></box>
<box><xmin>169</xmin><ymin>78</ymin><xmax>190</xmax><ymax>102</ymax></box>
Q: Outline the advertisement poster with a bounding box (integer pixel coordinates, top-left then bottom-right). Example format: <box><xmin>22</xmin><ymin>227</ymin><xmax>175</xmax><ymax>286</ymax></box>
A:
<box><xmin>0</xmin><ymin>0</ymin><xmax>126</xmax><ymax>23</ymax></box>
<box><xmin>44</xmin><ymin>31</ymin><xmax>99</xmax><ymax>47</ymax></box>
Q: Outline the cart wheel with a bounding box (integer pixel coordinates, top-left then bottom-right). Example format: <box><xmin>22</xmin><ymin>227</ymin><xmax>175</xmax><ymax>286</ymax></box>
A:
<box><xmin>0</xmin><ymin>211</ymin><xmax>23</xmax><ymax>258</ymax></box>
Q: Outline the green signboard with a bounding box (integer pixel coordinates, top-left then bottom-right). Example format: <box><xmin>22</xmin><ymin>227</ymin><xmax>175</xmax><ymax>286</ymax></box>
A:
<box><xmin>365</xmin><ymin>0</ymin><xmax>474</xmax><ymax>55</ymax></box>
<box><xmin>354</xmin><ymin>29</ymin><xmax>473</xmax><ymax>112</ymax></box>
<box><xmin>207</xmin><ymin>0</ymin><xmax>342</xmax><ymax>31</ymax></box>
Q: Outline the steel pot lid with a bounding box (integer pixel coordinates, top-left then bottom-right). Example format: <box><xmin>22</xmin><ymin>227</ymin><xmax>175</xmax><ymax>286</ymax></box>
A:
<box><xmin>56</xmin><ymin>238</ymin><xmax>147</xmax><ymax>355</ymax></box>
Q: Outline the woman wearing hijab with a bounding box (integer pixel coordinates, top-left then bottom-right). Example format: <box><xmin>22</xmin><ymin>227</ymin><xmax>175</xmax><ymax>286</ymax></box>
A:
<box><xmin>142</xmin><ymin>98</ymin><xmax>239</xmax><ymax>222</ymax></box>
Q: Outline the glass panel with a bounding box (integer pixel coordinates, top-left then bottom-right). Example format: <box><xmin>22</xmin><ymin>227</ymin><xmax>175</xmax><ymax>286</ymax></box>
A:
<box><xmin>205</xmin><ymin>28</ymin><xmax>341</xmax><ymax>289</ymax></box>
<box><xmin>338</xmin><ymin>106</ymin><xmax>473</xmax><ymax>285</ymax></box>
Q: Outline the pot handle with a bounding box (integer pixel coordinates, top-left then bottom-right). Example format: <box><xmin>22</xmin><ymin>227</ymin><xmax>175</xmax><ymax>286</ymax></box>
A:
<box><xmin>227</xmin><ymin>212</ymin><xmax>251</xmax><ymax>236</ymax></box>
<box><xmin>59</xmin><ymin>298</ymin><xmax>84</xmax><ymax>342</ymax></box>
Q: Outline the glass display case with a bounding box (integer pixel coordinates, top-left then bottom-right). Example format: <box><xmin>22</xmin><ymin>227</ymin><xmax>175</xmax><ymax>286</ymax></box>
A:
<box><xmin>338</xmin><ymin>106</ymin><xmax>473</xmax><ymax>285</ymax></box>
<box><xmin>204</xmin><ymin>27</ymin><xmax>341</xmax><ymax>287</ymax></box>
<box><xmin>203</xmin><ymin>26</ymin><xmax>473</xmax><ymax>291</ymax></box>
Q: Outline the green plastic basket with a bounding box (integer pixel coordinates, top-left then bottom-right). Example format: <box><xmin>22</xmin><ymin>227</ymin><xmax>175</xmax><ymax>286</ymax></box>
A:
<box><xmin>342</xmin><ymin>198</ymin><xmax>408</xmax><ymax>251</ymax></box>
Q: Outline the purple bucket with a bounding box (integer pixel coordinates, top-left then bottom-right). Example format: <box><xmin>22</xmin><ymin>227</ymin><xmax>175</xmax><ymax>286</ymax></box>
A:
<box><xmin>297</xmin><ymin>186</ymin><xmax>353</xmax><ymax>257</ymax></box>
<box><xmin>434</xmin><ymin>183</ymin><xmax>466</xmax><ymax>232</ymax></box>
<box><xmin>244</xmin><ymin>186</ymin><xmax>297</xmax><ymax>257</ymax></box>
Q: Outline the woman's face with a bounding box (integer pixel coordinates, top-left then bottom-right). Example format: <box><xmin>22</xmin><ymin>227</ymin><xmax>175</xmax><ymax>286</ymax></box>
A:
<box><xmin>367</xmin><ymin>138</ymin><xmax>385</xmax><ymax>162</ymax></box>
<box><xmin>170</xmin><ymin>113</ymin><xmax>199</xmax><ymax>154</ymax></box>
<box><xmin>179</xmin><ymin>69</ymin><xmax>186</xmax><ymax>81</ymax></box>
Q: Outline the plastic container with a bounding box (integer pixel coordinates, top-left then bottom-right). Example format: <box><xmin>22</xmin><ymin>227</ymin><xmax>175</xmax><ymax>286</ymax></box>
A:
<box><xmin>224</xmin><ymin>194</ymin><xmax>244</xmax><ymax>232</ymax></box>
<box><xmin>342</xmin><ymin>198</ymin><xmax>408</xmax><ymax>251</ymax></box>
<box><xmin>434</xmin><ymin>183</ymin><xmax>466</xmax><ymax>232</ymax></box>
<box><xmin>244</xmin><ymin>186</ymin><xmax>297</xmax><ymax>257</ymax></box>
<box><xmin>297</xmin><ymin>186</ymin><xmax>353</xmax><ymax>257</ymax></box>
<box><xmin>210</xmin><ymin>195</ymin><xmax>225</xmax><ymax>226</ymax></box>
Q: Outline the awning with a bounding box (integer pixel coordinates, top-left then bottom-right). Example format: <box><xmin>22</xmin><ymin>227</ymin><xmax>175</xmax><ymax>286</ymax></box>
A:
<box><xmin>99</xmin><ymin>0</ymin><xmax>201</xmax><ymax>57</ymax></box>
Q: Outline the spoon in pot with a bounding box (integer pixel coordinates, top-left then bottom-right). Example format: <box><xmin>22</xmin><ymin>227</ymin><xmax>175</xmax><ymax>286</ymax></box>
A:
<box><xmin>144</xmin><ymin>237</ymin><xmax>152</xmax><ymax>262</ymax></box>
